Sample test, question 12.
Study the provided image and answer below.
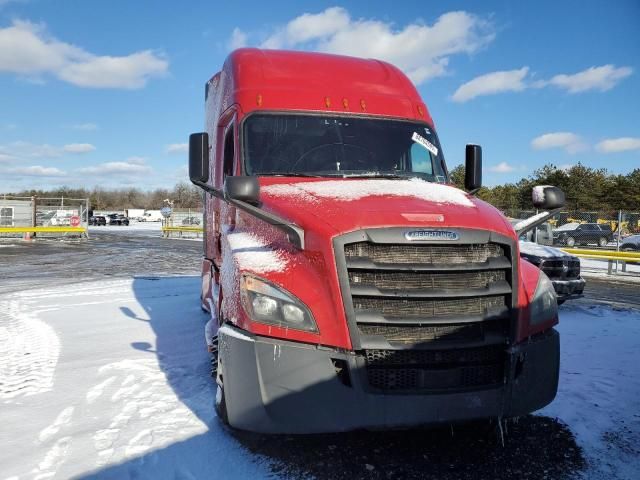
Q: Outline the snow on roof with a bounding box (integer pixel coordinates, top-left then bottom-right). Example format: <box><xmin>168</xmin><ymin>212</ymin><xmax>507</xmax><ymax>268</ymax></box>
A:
<box><xmin>262</xmin><ymin>178</ymin><xmax>475</xmax><ymax>207</ymax></box>
<box><xmin>226</xmin><ymin>231</ymin><xmax>287</xmax><ymax>273</ymax></box>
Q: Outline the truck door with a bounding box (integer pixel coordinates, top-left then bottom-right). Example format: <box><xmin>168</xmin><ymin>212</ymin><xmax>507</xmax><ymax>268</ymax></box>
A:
<box><xmin>213</xmin><ymin>115</ymin><xmax>237</xmax><ymax>269</ymax></box>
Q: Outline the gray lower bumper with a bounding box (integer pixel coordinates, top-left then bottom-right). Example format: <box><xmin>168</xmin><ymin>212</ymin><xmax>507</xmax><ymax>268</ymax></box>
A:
<box><xmin>218</xmin><ymin>325</ymin><xmax>559</xmax><ymax>434</ymax></box>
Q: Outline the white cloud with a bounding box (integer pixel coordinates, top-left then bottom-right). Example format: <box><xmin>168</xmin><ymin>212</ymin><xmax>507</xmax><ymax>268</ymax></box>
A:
<box><xmin>166</xmin><ymin>143</ymin><xmax>188</xmax><ymax>154</ymax></box>
<box><xmin>228</xmin><ymin>27</ymin><xmax>248</xmax><ymax>50</ymax></box>
<box><xmin>595</xmin><ymin>137</ymin><xmax>640</xmax><ymax>153</ymax></box>
<box><xmin>0</xmin><ymin>152</ymin><xmax>14</xmax><ymax>162</ymax></box>
<box><xmin>4</xmin><ymin>165</ymin><xmax>66</xmax><ymax>176</ymax></box>
<box><xmin>531</xmin><ymin>132</ymin><xmax>587</xmax><ymax>154</ymax></box>
<box><xmin>0</xmin><ymin>141</ymin><xmax>61</xmax><ymax>158</ymax></box>
<box><xmin>453</xmin><ymin>63</ymin><xmax>632</xmax><ymax>101</ymax></box>
<box><xmin>452</xmin><ymin>67</ymin><xmax>528</xmax><ymax>102</ymax></box>
<box><xmin>546</xmin><ymin>65</ymin><xmax>632</xmax><ymax>93</ymax></box>
<box><xmin>70</xmin><ymin>123</ymin><xmax>98</xmax><ymax>131</ymax></box>
<box><xmin>488</xmin><ymin>162</ymin><xmax>516</xmax><ymax>173</ymax></box>
<box><xmin>0</xmin><ymin>141</ymin><xmax>95</xmax><ymax>159</ymax></box>
<box><xmin>63</xmin><ymin>143</ymin><xmax>95</xmax><ymax>154</ymax></box>
<box><xmin>233</xmin><ymin>8</ymin><xmax>494</xmax><ymax>85</ymax></box>
<box><xmin>78</xmin><ymin>157</ymin><xmax>152</xmax><ymax>175</ymax></box>
<box><xmin>0</xmin><ymin>20</ymin><xmax>168</xmax><ymax>88</ymax></box>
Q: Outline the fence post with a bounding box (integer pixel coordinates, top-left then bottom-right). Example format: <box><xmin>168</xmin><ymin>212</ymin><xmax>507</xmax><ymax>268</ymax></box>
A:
<box><xmin>615</xmin><ymin>209</ymin><xmax>622</xmax><ymax>273</ymax></box>
<box><xmin>31</xmin><ymin>195</ymin><xmax>37</xmax><ymax>238</ymax></box>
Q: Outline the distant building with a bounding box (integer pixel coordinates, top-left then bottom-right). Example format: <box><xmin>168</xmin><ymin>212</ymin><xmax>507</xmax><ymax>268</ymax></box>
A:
<box><xmin>0</xmin><ymin>198</ymin><xmax>32</xmax><ymax>227</ymax></box>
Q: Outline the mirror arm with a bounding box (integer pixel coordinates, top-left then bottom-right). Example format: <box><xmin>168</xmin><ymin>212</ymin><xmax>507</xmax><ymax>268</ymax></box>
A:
<box><xmin>468</xmin><ymin>187</ymin><xmax>481</xmax><ymax>196</ymax></box>
<box><xmin>514</xmin><ymin>207</ymin><xmax>563</xmax><ymax>237</ymax></box>
<box><xmin>227</xmin><ymin>197</ymin><xmax>305</xmax><ymax>250</ymax></box>
<box><xmin>192</xmin><ymin>180</ymin><xmax>225</xmax><ymax>200</ymax></box>
<box><xmin>192</xmin><ymin>180</ymin><xmax>305</xmax><ymax>249</ymax></box>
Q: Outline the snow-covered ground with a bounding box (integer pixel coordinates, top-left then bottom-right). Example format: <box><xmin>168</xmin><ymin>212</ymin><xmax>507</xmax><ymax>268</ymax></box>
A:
<box><xmin>0</xmin><ymin>277</ymin><xmax>270</xmax><ymax>479</ymax></box>
<box><xmin>1</xmin><ymin>276</ymin><xmax>638</xmax><ymax>479</ymax></box>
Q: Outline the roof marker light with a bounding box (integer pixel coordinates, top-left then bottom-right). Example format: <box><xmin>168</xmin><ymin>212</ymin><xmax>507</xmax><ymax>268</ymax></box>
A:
<box><xmin>360</xmin><ymin>99</ymin><xmax>366</xmax><ymax>111</ymax></box>
<box><xmin>342</xmin><ymin>98</ymin><xmax>349</xmax><ymax>109</ymax></box>
<box><xmin>417</xmin><ymin>105</ymin><xmax>424</xmax><ymax>117</ymax></box>
<box><xmin>324</xmin><ymin>96</ymin><xmax>331</xmax><ymax>108</ymax></box>
<box><xmin>256</xmin><ymin>94</ymin><xmax>263</xmax><ymax>107</ymax></box>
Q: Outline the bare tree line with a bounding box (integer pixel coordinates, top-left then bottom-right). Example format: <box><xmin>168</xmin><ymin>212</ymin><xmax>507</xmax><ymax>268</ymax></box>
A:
<box><xmin>8</xmin><ymin>181</ymin><xmax>203</xmax><ymax>210</ymax></box>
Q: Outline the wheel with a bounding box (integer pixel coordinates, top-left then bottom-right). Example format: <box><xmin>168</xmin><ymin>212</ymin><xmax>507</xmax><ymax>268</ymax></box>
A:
<box><xmin>213</xmin><ymin>340</ymin><xmax>230</xmax><ymax>426</ymax></box>
<box><xmin>566</xmin><ymin>237</ymin><xmax>576</xmax><ymax>247</ymax></box>
<box><xmin>598</xmin><ymin>237</ymin><xmax>607</xmax><ymax>247</ymax></box>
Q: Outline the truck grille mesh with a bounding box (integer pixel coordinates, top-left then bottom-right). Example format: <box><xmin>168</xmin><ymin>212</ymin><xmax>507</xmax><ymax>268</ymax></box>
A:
<box><xmin>358</xmin><ymin>322</ymin><xmax>502</xmax><ymax>344</ymax></box>
<box><xmin>349</xmin><ymin>270</ymin><xmax>505</xmax><ymax>291</ymax></box>
<box><xmin>353</xmin><ymin>296</ymin><xmax>505</xmax><ymax>317</ymax></box>
<box><xmin>344</xmin><ymin>242</ymin><xmax>504</xmax><ymax>264</ymax></box>
<box><xmin>364</xmin><ymin>346</ymin><xmax>504</xmax><ymax>391</ymax></box>
<box><xmin>340</xmin><ymin>237</ymin><xmax>513</xmax><ymax>393</ymax></box>
<box><xmin>541</xmin><ymin>259</ymin><xmax>581</xmax><ymax>280</ymax></box>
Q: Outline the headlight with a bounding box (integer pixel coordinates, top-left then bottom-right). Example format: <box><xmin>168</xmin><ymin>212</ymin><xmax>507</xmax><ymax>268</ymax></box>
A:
<box><xmin>530</xmin><ymin>272</ymin><xmax>557</xmax><ymax>325</ymax></box>
<box><xmin>240</xmin><ymin>275</ymin><xmax>318</xmax><ymax>333</ymax></box>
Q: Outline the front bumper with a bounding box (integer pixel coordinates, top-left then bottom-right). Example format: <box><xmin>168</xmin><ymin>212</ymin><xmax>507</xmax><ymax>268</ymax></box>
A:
<box><xmin>218</xmin><ymin>325</ymin><xmax>560</xmax><ymax>434</ymax></box>
<box><xmin>552</xmin><ymin>277</ymin><xmax>585</xmax><ymax>301</ymax></box>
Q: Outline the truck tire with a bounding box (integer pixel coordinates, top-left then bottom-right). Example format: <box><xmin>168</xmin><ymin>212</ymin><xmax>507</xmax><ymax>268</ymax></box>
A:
<box><xmin>598</xmin><ymin>237</ymin><xmax>607</xmax><ymax>247</ymax></box>
<box><xmin>213</xmin><ymin>342</ymin><xmax>230</xmax><ymax>427</ymax></box>
<box><xmin>566</xmin><ymin>237</ymin><xmax>575</xmax><ymax>247</ymax></box>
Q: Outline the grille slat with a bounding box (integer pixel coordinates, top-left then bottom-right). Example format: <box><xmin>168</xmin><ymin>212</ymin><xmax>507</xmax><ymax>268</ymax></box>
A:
<box><xmin>359</xmin><ymin>323</ymin><xmax>485</xmax><ymax>343</ymax></box>
<box><xmin>345</xmin><ymin>242</ymin><xmax>504</xmax><ymax>264</ymax></box>
<box><xmin>349</xmin><ymin>270</ymin><xmax>505</xmax><ymax>291</ymax></box>
<box><xmin>353</xmin><ymin>296</ymin><xmax>506</xmax><ymax>318</ymax></box>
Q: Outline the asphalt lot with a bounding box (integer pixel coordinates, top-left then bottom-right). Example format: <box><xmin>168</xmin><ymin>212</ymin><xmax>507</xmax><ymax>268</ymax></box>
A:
<box><xmin>1</xmin><ymin>228</ymin><xmax>638</xmax><ymax>479</ymax></box>
<box><xmin>1</xmin><ymin>228</ymin><xmax>637</xmax><ymax>308</ymax></box>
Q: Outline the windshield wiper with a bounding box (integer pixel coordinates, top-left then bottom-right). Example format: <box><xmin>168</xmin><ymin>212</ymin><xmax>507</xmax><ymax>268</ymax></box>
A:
<box><xmin>340</xmin><ymin>172</ymin><xmax>416</xmax><ymax>179</ymax></box>
<box><xmin>259</xmin><ymin>172</ymin><xmax>325</xmax><ymax>178</ymax></box>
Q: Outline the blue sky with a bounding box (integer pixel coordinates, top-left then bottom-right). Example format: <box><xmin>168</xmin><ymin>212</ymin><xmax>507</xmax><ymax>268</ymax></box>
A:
<box><xmin>0</xmin><ymin>0</ymin><xmax>638</xmax><ymax>191</ymax></box>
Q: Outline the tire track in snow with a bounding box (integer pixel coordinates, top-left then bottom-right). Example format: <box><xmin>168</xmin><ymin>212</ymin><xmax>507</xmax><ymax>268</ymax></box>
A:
<box><xmin>0</xmin><ymin>299</ymin><xmax>60</xmax><ymax>400</ymax></box>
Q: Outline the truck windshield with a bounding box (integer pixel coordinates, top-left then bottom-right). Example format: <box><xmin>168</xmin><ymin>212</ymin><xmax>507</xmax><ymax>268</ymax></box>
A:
<box><xmin>243</xmin><ymin>114</ymin><xmax>448</xmax><ymax>182</ymax></box>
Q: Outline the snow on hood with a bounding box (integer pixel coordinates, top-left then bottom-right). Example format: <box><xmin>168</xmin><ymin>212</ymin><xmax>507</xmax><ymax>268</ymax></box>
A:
<box><xmin>226</xmin><ymin>231</ymin><xmax>287</xmax><ymax>273</ymax></box>
<box><xmin>262</xmin><ymin>178</ymin><xmax>475</xmax><ymax>208</ymax></box>
<box><xmin>519</xmin><ymin>241</ymin><xmax>570</xmax><ymax>258</ymax></box>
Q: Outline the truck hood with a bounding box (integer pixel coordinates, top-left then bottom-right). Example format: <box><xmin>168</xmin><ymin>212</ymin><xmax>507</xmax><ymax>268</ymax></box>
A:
<box><xmin>258</xmin><ymin>177</ymin><xmax>516</xmax><ymax>239</ymax></box>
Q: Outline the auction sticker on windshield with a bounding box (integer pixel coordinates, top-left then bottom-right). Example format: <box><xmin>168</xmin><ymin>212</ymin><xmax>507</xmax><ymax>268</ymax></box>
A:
<box><xmin>411</xmin><ymin>132</ymin><xmax>438</xmax><ymax>156</ymax></box>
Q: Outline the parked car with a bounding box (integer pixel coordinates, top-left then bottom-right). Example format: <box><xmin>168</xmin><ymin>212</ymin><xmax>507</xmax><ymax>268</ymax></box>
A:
<box><xmin>181</xmin><ymin>216</ymin><xmax>201</xmax><ymax>225</ymax></box>
<box><xmin>89</xmin><ymin>215</ymin><xmax>107</xmax><ymax>226</ymax></box>
<box><xmin>519</xmin><ymin>241</ymin><xmax>585</xmax><ymax>304</ymax></box>
<box><xmin>107</xmin><ymin>214</ymin><xmax>130</xmax><ymax>226</ymax></box>
<box><xmin>620</xmin><ymin>234</ymin><xmax>640</xmax><ymax>251</ymax></box>
<box><xmin>552</xmin><ymin>222</ymin><xmax>613</xmax><ymax>247</ymax></box>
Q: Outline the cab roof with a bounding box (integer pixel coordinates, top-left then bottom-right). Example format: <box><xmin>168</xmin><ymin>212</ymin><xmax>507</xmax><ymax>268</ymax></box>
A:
<box><xmin>209</xmin><ymin>48</ymin><xmax>433</xmax><ymax>124</ymax></box>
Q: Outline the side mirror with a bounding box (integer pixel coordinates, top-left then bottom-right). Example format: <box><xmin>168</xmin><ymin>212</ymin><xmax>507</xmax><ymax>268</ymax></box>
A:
<box><xmin>464</xmin><ymin>144</ymin><xmax>482</xmax><ymax>191</ymax></box>
<box><xmin>189</xmin><ymin>132</ymin><xmax>209</xmax><ymax>184</ymax></box>
<box><xmin>224</xmin><ymin>176</ymin><xmax>260</xmax><ymax>205</ymax></box>
<box><xmin>532</xmin><ymin>185</ymin><xmax>565</xmax><ymax>210</ymax></box>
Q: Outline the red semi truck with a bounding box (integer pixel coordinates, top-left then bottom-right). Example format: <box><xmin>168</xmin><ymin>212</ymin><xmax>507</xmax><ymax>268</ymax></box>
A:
<box><xmin>188</xmin><ymin>49</ymin><xmax>564</xmax><ymax>434</ymax></box>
